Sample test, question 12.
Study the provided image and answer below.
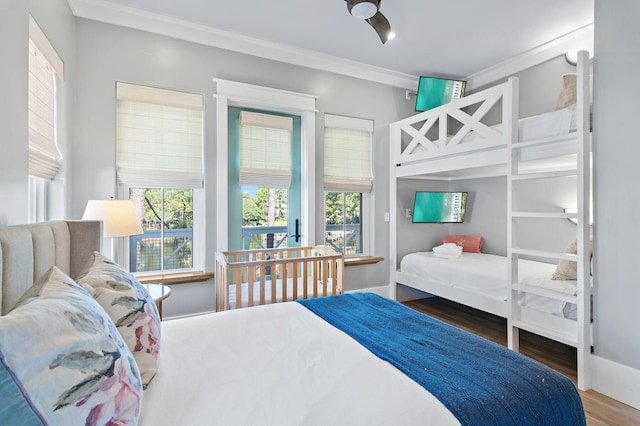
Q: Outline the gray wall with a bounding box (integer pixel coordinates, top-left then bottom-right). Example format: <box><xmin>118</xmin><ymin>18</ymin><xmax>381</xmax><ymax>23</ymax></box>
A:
<box><xmin>0</xmin><ymin>0</ymin><xmax>75</xmax><ymax>225</ymax></box>
<box><xmin>397</xmin><ymin>175</ymin><xmax>577</xmax><ymax>262</ymax></box>
<box><xmin>71</xmin><ymin>19</ymin><xmax>415</xmax><ymax>315</ymax></box>
<box><xmin>592</xmin><ymin>1</ymin><xmax>640</xmax><ymax>370</ymax></box>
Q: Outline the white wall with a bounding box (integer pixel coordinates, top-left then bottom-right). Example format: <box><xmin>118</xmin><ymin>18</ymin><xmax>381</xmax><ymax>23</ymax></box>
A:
<box><xmin>71</xmin><ymin>19</ymin><xmax>415</xmax><ymax>315</ymax></box>
<box><xmin>592</xmin><ymin>1</ymin><xmax>640</xmax><ymax>371</ymax></box>
<box><xmin>0</xmin><ymin>0</ymin><xmax>75</xmax><ymax>225</ymax></box>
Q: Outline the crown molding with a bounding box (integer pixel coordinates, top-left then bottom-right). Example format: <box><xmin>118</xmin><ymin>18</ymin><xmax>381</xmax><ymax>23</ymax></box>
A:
<box><xmin>465</xmin><ymin>23</ymin><xmax>594</xmax><ymax>90</ymax></box>
<box><xmin>66</xmin><ymin>0</ymin><xmax>418</xmax><ymax>90</ymax></box>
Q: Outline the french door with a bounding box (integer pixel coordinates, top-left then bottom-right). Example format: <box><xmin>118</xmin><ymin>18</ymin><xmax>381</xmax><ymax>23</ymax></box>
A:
<box><xmin>227</xmin><ymin>107</ymin><xmax>301</xmax><ymax>251</ymax></box>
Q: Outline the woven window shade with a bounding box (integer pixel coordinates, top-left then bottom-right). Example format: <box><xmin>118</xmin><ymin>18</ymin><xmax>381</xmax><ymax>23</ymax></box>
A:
<box><xmin>116</xmin><ymin>82</ymin><xmax>204</xmax><ymax>188</ymax></box>
<box><xmin>239</xmin><ymin>111</ymin><xmax>293</xmax><ymax>188</ymax></box>
<box><xmin>28</xmin><ymin>38</ymin><xmax>61</xmax><ymax>179</ymax></box>
<box><xmin>324</xmin><ymin>114</ymin><xmax>373</xmax><ymax>193</ymax></box>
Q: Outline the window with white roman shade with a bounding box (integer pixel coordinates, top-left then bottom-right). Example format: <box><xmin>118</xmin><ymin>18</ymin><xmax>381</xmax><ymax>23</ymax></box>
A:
<box><xmin>239</xmin><ymin>111</ymin><xmax>293</xmax><ymax>188</ymax></box>
<box><xmin>116</xmin><ymin>82</ymin><xmax>204</xmax><ymax>188</ymax></box>
<box><xmin>324</xmin><ymin>114</ymin><xmax>373</xmax><ymax>193</ymax></box>
<box><xmin>28</xmin><ymin>16</ymin><xmax>63</xmax><ymax>180</ymax></box>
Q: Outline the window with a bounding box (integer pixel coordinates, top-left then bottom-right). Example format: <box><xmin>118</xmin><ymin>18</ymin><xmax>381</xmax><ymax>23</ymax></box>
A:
<box><xmin>324</xmin><ymin>114</ymin><xmax>373</xmax><ymax>256</ymax></box>
<box><xmin>116</xmin><ymin>82</ymin><xmax>204</xmax><ymax>273</ymax></box>
<box><xmin>128</xmin><ymin>188</ymin><xmax>194</xmax><ymax>272</ymax></box>
<box><xmin>28</xmin><ymin>16</ymin><xmax>64</xmax><ymax>222</ymax></box>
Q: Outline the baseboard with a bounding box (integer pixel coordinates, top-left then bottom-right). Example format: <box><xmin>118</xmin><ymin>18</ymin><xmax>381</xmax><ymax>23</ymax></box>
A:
<box><xmin>592</xmin><ymin>355</ymin><xmax>640</xmax><ymax>410</ymax></box>
<box><xmin>163</xmin><ymin>310</ymin><xmax>216</xmax><ymax>321</ymax></box>
<box><xmin>345</xmin><ymin>285</ymin><xmax>391</xmax><ymax>298</ymax></box>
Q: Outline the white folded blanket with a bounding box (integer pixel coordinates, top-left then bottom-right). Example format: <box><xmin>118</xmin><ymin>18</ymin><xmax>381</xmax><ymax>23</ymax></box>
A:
<box><xmin>432</xmin><ymin>243</ymin><xmax>462</xmax><ymax>258</ymax></box>
<box><xmin>433</xmin><ymin>243</ymin><xmax>462</xmax><ymax>255</ymax></box>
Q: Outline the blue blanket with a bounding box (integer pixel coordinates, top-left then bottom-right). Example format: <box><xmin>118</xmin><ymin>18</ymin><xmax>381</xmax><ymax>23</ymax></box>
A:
<box><xmin>298</xmin><ymin>293</ymin><xmax>585</xmax><ymax>426</ymax></box>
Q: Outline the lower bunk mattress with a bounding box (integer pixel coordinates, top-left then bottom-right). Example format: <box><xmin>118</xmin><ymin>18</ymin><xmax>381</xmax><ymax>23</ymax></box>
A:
<box><xmin>140</xmin><ymin>293</ymin><xmax>584</xmax><ymax>425</ymax></box>
<box><xmin>400</xmin><ymin>252</ymin><xmax>578</xmax><ymax>319</ymax></box>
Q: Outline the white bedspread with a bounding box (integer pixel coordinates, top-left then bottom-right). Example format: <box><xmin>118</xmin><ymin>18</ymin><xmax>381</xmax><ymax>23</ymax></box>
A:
<box><xmin>140</xmin><ymin>302</ymin><xmax>459</xmax><ymax>426</ymax></box>
<box><xmin>400</xmin><ymin>252</ymin><xmax>575</xmax><ymax>318</ymax></box>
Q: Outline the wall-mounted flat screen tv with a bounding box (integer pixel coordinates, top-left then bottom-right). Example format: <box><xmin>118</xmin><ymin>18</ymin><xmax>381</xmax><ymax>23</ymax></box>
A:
<box><xmin>415</xmin><ymin>77</ymin><xmax>466</xmax><ymax>112</ymax></box>
<box><xmin>412</xmin><ymin>191</ymin><xmax>467</xmax><ymax>223</ymax></box>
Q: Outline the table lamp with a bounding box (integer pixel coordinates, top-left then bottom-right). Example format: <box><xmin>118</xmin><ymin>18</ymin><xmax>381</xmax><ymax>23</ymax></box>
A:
<box><xmin>82</xmin><ymin>198</ymin><xmax>143</xmax><ymax>265</ymax></box>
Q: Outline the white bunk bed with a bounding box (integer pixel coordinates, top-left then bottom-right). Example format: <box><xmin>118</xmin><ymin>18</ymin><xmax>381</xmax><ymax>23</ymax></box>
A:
<box><xmin>388</xmin><ymin>51</ymin><xmax>592</xmax><ymax>390</ymax></box>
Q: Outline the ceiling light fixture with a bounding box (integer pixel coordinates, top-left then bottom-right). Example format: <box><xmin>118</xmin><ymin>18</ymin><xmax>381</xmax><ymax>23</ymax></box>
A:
<box><xmin>345</xmin><ymin>0</ymin><xmax>394</xmax><ymax>44</ymax></box>
<box><xmin>350</xmin><ymin>1</ymin><xmax>378</xmax><ymax>19</ymax></box>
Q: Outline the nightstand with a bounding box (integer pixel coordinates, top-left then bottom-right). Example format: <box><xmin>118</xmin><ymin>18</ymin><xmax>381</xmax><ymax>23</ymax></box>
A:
<box><xmin>142</xmin><ymin>283</ymin><xmax>171</xmax><ymax>320</ymax></box>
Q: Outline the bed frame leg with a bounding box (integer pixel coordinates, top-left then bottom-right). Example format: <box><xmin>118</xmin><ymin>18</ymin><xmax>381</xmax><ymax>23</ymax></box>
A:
<box><xmin>508</xmin><ymin>325</ymin><xmax>520</xmax><ymax>352</ymax></box>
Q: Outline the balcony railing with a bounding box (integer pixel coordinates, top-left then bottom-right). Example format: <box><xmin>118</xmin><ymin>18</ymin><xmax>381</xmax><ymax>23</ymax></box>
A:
<box><xmin>242</xmin><ymin>224</ymin><xmax>362</xmax><ymax>254</ymax></box>
<box><xmin>129</xmin><ymin>228</ymin><xmax>193</xmax><ymax>273</ymax></box>
<box><xmin>130</xmin><ymin>224</ymin><xmax>362</xmax><ymax>271</ymax></box>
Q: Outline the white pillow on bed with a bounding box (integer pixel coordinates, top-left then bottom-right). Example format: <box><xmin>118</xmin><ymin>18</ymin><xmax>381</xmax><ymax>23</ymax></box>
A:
<box><xmin>76</xmin><ymin>252</ymin><xmax>161</xmax><ymax>387</ymax></box>
<box><xmin>0</xmin><ymin>266</ymin><xmax>142</xmax><ymax>425</ymax></box>
<box><xmin>552</xmin><ymin>240</ymin><xmax>593</xmax><ymax>280</ymax></box>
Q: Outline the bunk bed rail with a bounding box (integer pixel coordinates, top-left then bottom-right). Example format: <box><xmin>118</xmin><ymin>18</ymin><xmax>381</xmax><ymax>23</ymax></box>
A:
<box><xmin>391</xmin><ymin>78</ymin><xmax>518</xmax><ymax>169</ymax></box>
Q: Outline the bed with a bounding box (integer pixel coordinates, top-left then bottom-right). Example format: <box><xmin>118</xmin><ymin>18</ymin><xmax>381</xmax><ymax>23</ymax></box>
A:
<box><xmin>399</xmin><ymin>251</ymin><xmax>580</xmax><ymax>333</ymax></box>
<box><xmin>215</xmin><ymin>246</ymin><xmax>344</xmax><ymax>311</ymax></box>
<box><xmin>0</xmin><ymin>220</ymin><xmax>586</xmax><ymax>425</ymax></box>
<box><xmin>389</xmin><ymin>51</ymin><xmax>593</xmax><ymax>389</ymax></box>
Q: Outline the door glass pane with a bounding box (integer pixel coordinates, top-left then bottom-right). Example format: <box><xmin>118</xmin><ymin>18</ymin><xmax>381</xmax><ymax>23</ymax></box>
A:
<box><xmin>129</xmin><ymin>188</ymin><xmax>193</xmax><ymax>272</ymax></box>
<box><xmin>241</xmin><ymin>186</ymin><xmax>289</xmax><ymax>250</ymax></box>
<box><xmin>325</xmin><ymin>192</ymin><xmax>362</xmax><ymax>255</ymax></box>
<box><xmin>228</xmin><ymin>107</ymin><xmax>301</xmax><ymax>251</ymax></box>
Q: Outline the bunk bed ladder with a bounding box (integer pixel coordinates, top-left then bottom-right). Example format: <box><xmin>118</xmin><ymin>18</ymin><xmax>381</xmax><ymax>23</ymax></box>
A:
<box><xmin>507</xmin><ymin>50</ymin><xmax>592</xmax><ymax>391</ymax></box>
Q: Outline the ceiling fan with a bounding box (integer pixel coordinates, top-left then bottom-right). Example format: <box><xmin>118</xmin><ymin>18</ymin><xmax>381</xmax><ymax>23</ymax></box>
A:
<box><xmin>344</xmin><ymin>0</ymin><xmax>394</xmax><ymax>44</ymax></box>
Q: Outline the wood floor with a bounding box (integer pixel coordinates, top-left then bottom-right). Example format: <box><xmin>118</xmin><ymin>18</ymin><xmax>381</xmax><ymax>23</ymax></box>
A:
<box><xmin>403</xmin><ymin>297</ymin><xmax>640</xmax><ymax>426</ymax></box>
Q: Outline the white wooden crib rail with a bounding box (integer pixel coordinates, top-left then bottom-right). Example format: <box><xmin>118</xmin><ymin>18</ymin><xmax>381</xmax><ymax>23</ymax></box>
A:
<box><xmin>215</xmin><ymin>246</ymin><xmax>344</xmax><ymax>311</ymax></box>
<box><xmin>390</xmin><ymin>78</ymin><xmax>518</xmax><ymax>172</ymax></box>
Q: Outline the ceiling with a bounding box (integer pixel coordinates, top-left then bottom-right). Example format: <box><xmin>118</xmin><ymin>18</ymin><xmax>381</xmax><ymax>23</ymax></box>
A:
<box><xmin>68</xmin><ymin>0</ymin><xmax>594</xmax><ymax>86</ymax></box>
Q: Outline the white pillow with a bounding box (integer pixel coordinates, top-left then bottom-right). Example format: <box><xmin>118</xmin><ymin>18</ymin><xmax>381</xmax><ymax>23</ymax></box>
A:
<box><xmin>0</xmin><ymin>267</ymin><xmax>142</xmax><ymax>424</ymax></box>
<box><xmin>77</xmin><ymin>252</ymin><xmax>161</xmax><ymax>386</ymax></box>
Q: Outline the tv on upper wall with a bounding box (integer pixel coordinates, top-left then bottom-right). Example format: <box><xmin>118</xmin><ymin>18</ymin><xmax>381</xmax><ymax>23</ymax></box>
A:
<box><xmin>412</xmin><ymin>191</ymin><xmax>468</xmax><ymax>223</ymax></box>
<box><xmin>414</xmin><ymin>77</ymin><xmax>466</xmax><ymax>112</ymax></box>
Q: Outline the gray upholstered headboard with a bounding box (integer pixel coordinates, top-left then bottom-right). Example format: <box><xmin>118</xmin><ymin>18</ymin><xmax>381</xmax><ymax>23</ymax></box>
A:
<box><xmin>0</xmin><ymin>220</ymin><xmax>102</xmax><ymax>315</ymax></box>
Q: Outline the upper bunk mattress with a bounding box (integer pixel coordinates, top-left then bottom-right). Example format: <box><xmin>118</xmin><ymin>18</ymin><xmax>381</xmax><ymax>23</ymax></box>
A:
<box><xmin>413</xmin><ymin>103</ymin><xmax>578</xmax><ymax>155</ymax></box>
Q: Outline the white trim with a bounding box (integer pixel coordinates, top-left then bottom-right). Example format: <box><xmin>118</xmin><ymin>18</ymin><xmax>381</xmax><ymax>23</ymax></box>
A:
<box><xmin>215</xmin><ymin>79</ymin><xmax>317</xmax><ymax>112</ymax></box>
<box><xmin>163</xmin><ymin>310</ymin><xmax>216</xmax><ymax>321</ymax></box>
<box><xmin>67</xmin><ymin>0</ymin><xmax>417</xmax><ymax>90</ymax></box>
<box><xmin>465</xmin><ymin>24</ymin><xmax>594</xmax><ymax>90</ymax></box>
<box><xmin>214</xmin><ymin>79</ymin><xmax>317</xmax><ymax>251</ymax></box>
<box><xmin>345</xmin><ymin>285</ymin><xmax>390</xmax><ymax>299</ymax></box>
<box><xmin>68</xmin><ymin>0</ymin><xmax>593</xmax><ymax>91</ymax></box>
<box><xmin>29</xmin><ymin>15</ymin><xmax>64</xmax><ymax>79</ymax></box>
<box><xmin>325</xmin><ymin>114</ymin><xmax>374</xmax><ymax>132</ymax></box>
<box><xmin>592</xmin><ymin>355</ymin><xmax>640</xmax><ymax>410</ymax></box>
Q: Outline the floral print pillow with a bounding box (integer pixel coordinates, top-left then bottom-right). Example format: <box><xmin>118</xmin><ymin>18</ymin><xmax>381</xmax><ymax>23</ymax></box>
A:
<box><xmin>0</xmin><ymin>267</ymin><xmax>142</xmax><ymax>425</ymax></box>
<box><xmin>77</xmin><ymin>252</ymin><xmax>161</xmax><ymax>386</ymax></box>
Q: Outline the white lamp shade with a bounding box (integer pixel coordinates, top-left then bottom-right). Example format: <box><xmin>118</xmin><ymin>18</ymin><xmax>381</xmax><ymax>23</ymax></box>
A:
<box><xmin>82</xmin><ymin>199</ymin><xmax>144</xmax><ymax>238</ymax></box>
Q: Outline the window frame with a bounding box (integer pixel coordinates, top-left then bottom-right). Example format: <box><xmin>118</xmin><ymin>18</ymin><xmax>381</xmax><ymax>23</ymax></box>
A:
<box><xmin>117</xmin><ymin>185</ymin><xmax>204</xmax><ymax>274</ymax></box>
<box><xmin>323</xmin><ymin>114</ymin><xmax>374</xmax><ymax>258</ymax></box>
<box><xmin>27</xmin><ymin>15</ymin><xmax>64</xmax><ymax>222</ymax></box>
<box><xmin>115</xmin><ymin>82</ymin><xmax>205</xmax><ymax>274</ymax></box>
